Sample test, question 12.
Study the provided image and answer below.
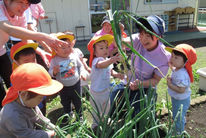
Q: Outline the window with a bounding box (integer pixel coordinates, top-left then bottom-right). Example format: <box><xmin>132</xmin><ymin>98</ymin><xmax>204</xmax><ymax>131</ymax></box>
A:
<box><xmin>90</xmin><ymin>0</ymin><xmax>110</xmax><ymax>12</ymax></box>
<box><xmin>145</xmin><ymin>0</ymin><xmax>178</xmax><ymax>4</ymax></box>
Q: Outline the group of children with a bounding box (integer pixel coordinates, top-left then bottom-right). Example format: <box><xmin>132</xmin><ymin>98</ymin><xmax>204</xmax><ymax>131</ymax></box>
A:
<box><xmin>0</xmin><ymin>13</ymin><xmax>198</xmax><ymax>137</ymax></box>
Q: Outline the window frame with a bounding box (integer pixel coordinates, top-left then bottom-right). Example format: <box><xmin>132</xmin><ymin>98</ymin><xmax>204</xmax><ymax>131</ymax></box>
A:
<box><xmin>144</xmin><ymin>0</ymin><xmax>178</xmax><ymax>4</ymax></box>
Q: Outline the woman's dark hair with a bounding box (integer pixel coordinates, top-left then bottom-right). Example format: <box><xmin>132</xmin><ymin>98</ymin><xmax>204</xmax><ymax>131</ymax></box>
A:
<box><xmin>14</xmin><ymin>48</ymin><xmax>36</xmax><ymax>61</ymax></box>
<box><xmin>173</xmin><ymin>50</ymin><xmax>188</xmax><ymax>63</ymax></box>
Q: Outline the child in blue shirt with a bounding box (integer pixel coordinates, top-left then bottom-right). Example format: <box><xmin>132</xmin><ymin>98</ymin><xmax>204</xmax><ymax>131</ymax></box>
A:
<box><xmin>166</xmin><ymin>44</ymin><xmax>197</xmax><ymax>134</ymax></box>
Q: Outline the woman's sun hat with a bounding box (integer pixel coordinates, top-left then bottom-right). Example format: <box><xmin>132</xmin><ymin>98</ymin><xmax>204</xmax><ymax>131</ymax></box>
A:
<box><xmin>136</xmin><ymin>15</ymin><xmax>165</xmax><ymax>36</ymax></box>
<box><xmin>165</xmin><ymin>44</ymin><xmax>197</xmax><ymax>82</ymax></box>
<box><xmin>2</xmin><ymin>63</ymin><xmax>63</xmax><ymax>106</ymax></box>
<box><xmin>87</xmin><ymin>34</ymin><xmax>114</xmax><ymax>67</ymax></box>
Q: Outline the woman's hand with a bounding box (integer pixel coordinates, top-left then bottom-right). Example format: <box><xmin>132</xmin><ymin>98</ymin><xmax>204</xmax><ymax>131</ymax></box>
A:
<box><xmin>129</xmin><ymin>79</ymin><xmax>140</xmax><ymax>91</ymax></box>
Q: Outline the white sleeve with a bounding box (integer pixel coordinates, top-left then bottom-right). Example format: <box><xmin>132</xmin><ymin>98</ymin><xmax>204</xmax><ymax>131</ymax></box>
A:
<box><xmin>25</xmin><ymin>8</ymin><xmax>33</xmax><ymax>24</ymax></box>
<box><xmin>0</xmin><ymin>7</ymin><xmax>8</xmax><ymax>22</ymax></box>
<box><xmin>49</xmin><ymin>59</ymin><xmax>55</xmax><ymax>77</ymax></box>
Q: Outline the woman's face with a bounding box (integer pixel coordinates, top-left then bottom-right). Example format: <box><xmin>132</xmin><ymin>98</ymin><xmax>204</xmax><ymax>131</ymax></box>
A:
<box><xmin>139</xmin><ymin>30</ymin><xmax>159</xmax><ymax>51</ymax></box>
<box><xmin>102</xmin><ymin>22</ymin><xmax>112</xmax><ymax>34</ymax></box>
<box><xmin>5</xmin><ymin>0</ymin><xmax>30</xmax><ymax>17</ymax></box>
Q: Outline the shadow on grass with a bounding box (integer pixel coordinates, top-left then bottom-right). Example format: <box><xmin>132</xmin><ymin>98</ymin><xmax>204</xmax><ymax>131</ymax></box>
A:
<box><xmin>47</xmin><ymin>107</ymin><xmax>64</xmax><ymax>124</ymax></box>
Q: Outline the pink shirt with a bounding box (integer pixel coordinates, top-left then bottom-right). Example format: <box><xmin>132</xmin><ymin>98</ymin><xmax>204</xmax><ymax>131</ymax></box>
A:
<box><xmin>0</xmin><ymin>0</ymin><xmax>26</xmax><ymax>55</ymax></box>
<box><xmin>30</xmin><ymin>3</ymin><xmax>45</xmax><ymax>20</ymax></box>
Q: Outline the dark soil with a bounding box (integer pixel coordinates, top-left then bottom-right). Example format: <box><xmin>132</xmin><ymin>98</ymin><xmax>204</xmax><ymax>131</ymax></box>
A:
<box><xmin>185</xmin><ymin>102</ymin><xmax>206</xmax><ymax>137</ymax></box>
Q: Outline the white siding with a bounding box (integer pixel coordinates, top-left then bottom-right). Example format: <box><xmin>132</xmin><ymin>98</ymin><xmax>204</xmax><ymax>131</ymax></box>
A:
<box><xmin>39</xmin><ymin>0</ymin><xmax>91</xmax><ymax>40</ymax></box>
<box><xmin>38</xmin><ymin>0</ymin><xmax>197</xmax><ymax>37</ymax></box>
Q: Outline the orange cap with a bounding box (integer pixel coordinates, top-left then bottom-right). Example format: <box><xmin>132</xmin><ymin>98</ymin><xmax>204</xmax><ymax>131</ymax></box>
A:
<box><xmin>87</xmin><ymin>34</ymin><xmax>114</xmax><ymax>67</ymax></box>
<box><xmin>10</xmin><ymin>42</ymin><xmax>38</xmax><ymax>70</ymax></box>
<box><xmin>2</xmin><ymin>63</ymin><xmax>63</xmax><ymax>106</ymax></box>
<box><xmin>165</xmin><ymin>44</ymin><xmax>197</xmax><ymax>82</ymax></box>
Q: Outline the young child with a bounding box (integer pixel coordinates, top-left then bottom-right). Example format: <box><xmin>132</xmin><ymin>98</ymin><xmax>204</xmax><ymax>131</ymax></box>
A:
<box><xmin>166</xmin><ymin>44</ymin><xmax>197</xmax><ymax>134</ymax></box>
<box><xmin>10</xmin><ymin>42</ymin><xmax>49</xmax><ymax>115</ymax></box>
<box><xmin>66</xmin><ymin>31</ymin><xmax>91</xmax><ymax>100</ymax></box>
<box><xmin>0</xmin><ymin>63</ymin><xmax>63</xmax><ymax>137</ymax></box>
<box><xmin>87</xmin><ymin>34</ymin><xmax>124</xmax><ymax>128</ymax></box>
<box><xmin>49</xmin><ymin>32</ymin><xmax>86</xmax><ymax>119</ymax></box>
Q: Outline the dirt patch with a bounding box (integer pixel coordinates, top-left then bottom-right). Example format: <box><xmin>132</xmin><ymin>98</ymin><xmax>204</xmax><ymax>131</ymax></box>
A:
<box><xmin>185</xmin><ymin>102</ymin><xmax>206</xmax><ymax>137</ymax></box>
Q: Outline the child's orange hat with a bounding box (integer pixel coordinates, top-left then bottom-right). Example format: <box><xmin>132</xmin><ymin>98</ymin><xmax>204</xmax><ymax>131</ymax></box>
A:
<box><xmin>2</xmin><ymin>63</ymin><xmax>63</xmax><ymax>106</ymax></box>
<box><xmin>87</xmin><ymin>34</ymin><xmax>114</xmax><ymax>67</ymax></box>
<box><xmin>10</xmin><ymin>42</ymin><xmax>38</xmax><ymax>60</ymax></box>
<box><xmin>165</xmin><ymin>44</ymin><xmax>197</xmax><ymax>82</ymax></box>
<box><xmin>51</xmin><ymin>32</ymin><xmax>75</xmax><ymax>57</ymax></box>
<box><xmin>10</xmin><ymin>42</ymin><xmax>38</xmax><ymax>70</ymax></box>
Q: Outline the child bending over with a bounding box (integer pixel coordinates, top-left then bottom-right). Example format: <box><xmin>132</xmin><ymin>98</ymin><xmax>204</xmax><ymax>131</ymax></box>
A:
<box><xmin>0</xmin><ymin>63</ymin><xmax>63</xmax><ymax>138</ymax></box>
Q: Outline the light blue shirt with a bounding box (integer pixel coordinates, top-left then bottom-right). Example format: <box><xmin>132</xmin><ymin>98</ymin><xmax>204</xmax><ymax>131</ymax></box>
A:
<box><xmin>168</xmin><ymin>68</ymin><xmax>191</xmax><ymax>100</ymax></box>
<box><xmin>90</xmin><ymin>57</ymin><xmax>113</xmax><ymax>92</ymax></box>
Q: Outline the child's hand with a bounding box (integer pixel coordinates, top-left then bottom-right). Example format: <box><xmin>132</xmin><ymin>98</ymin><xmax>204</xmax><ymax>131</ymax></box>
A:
<box><xmin>110</xmin><ymin>54</ymin><xmax>121</xmax><ymax>64</ymax></box>
<box><xmin>53</xmin><ymin>65</ymin><xmax>60</xmax><ymax>76</ymax></box>
<box><xmin>46</xmin><ymin>130</ymin><xmax>55</xmax><ymax>138</ymax></box>
<box><xmin>167</xmin><ymin>76</ymin><xmax>172</xmax><ymax>86</ymax></box>
<box><xmin>81</xmin><ymin>75</ymin><xmax>86</xmax><ymax>81</ymax></box>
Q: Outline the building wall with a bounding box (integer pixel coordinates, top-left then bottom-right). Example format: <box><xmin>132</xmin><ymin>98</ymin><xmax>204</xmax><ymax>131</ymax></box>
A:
<box><xmin>199</xmin><ymin>0</ymin><xmax>206</xmax><ymax>8</ymax></box>
<box><xmin>39</xmin><ymin>0</ymin><xmax>197</xmax><ymax>38</ymax></box>
<box><xmin>40</xmin><ymin>0</ymin><xmax>91</xmax><ymax>40</ymax></box>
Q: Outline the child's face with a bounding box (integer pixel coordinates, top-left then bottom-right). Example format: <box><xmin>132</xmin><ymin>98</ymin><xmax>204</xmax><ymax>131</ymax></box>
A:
<box><xmin>5</xmin><ymin>0</ymin><xmax>30</xmax><ymax>17</ymax></box>
<box><xmin>20</xmin><ymin>91</ymin><xmax>44</xmax><ymax>108</ymax></box>
<box><xmin>170</xmin><ymin>52</ymin><xmax>185</xmax><ymax>69</ymax></box>
<box><xmin>139</xmin><ymin>30</ymin><xmax>159</xmax><ymax>51</ymax></box>
<box><xmin>94</xmin><ymin>41</ymin><xmax>109</xmax><ymax>58</ymax></box>
<box><xmin>56</xmin><ymin>39</ymin><xmax>73</xmax><ymax>58</ymax></box>
<box><xmin>16</xmin><ymin>53</ymin><xmax>36</xmax><ymax>65</ymax></box>
<box><xmin>102</xmin><ymin>22</ymin><xmax>112</xmax><ymax>34</ymax></box>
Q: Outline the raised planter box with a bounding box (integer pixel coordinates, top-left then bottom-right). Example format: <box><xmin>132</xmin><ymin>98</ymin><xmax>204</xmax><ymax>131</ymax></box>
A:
<box><xmin>197</xmin><ymin>67</ymin><xmax>206</xmax><ymax>91</ymax></box>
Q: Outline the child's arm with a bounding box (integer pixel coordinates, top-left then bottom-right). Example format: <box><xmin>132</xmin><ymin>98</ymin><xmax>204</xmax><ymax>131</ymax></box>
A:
<box><xmin>167</xmin><ymin>76</ymin><xmax>186</xmax><ymax>93</ymax></box>
<box><xmin>48</xmin><ymin>60</ymin><xmax>59</xmax><ymax>77</ymax></box>
<box><xmin>80</xmin><ymin>57</ymin><xmax>91</xmax><ymax>73</ymax></box>
<box><xmin>36</xmin><ymin>47</ymin><xmax>52</xmax><ymax>67</ymax></box>
<box><xmin>111</xmin><ymin>69</ymin><xmax>124</xmax><ymax>80</ymax></box>
<box><xmin>96</xmin><ymin>54</ymin><xmax>120</xmax><ymax>69</ymax></box>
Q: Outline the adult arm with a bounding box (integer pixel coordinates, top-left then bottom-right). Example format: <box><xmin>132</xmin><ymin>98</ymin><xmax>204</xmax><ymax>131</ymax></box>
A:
<box><xmin>130</xmin><ymin>73</ymin><xmax>161</xmax><ymax>90</ymax></box>
<box><xmin>0</xmin><ymin>21</ymin><xmax>67</xmax><ymax>50</ymax></box>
